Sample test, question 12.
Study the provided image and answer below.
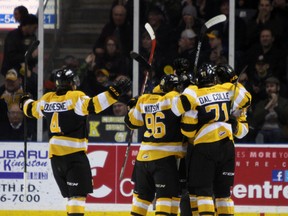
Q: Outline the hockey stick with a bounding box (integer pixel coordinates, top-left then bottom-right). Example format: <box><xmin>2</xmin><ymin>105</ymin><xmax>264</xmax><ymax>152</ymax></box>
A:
<box><xmin>130</xmin><ymin>51</ymin><xmax>174</xmax><ymax>75</ymax></box>
<box><xmin>130</xmin><ymin>51</ymin><xmax>152</xmax><ymax>72</ymax></box>
<box><xmin>23</xmin><ymin>39</ymin><xmax>40</xmax><ymax>196</ymax></box>
<box><xmin>193</xmin><ymin>14</ymin><xmax>227</xmax><ymax>75</ymax></box>
<box><xmin>119</xmin><ymin>23</ymin><xmax>156</xmax><ymax>181</ymax></box>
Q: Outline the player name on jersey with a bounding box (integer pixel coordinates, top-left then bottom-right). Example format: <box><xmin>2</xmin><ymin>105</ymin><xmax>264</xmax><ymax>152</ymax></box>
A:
<box><xmin>44</xmin><ymin>102</ymin><xmax>69</xmax><ymax>112</ymax></box>
<box><xmin>144</xmin><ymin>103</ymin><xmax>160</xmax><ymax>113</ymax></box>
<box><xmin>199</xmin><ymin>92</ymin><xmax>230</xmax><ymax>105</ymax></box>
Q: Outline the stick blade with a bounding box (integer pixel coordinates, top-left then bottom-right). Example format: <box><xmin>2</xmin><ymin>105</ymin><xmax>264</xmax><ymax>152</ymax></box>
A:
<box><xmin>205</xmin><ymin>14</ymin><xmax>226</xmax><ymax>29</ymax></box>
<box><xmin>144</xmin><ymin>23</ymin><xmax>156</xmax><ymax>40</ymax></box>
<box><xmin>130</xmin><ymin>51</ymin><xmax>152</xmax><ymax>71</ymax></box>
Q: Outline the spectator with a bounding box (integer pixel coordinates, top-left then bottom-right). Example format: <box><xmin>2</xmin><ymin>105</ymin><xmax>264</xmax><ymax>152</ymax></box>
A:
<box><xmin>236</xmin><ymin>0</ymin><xmax>257</xmax><ymax>23</ymax></box>
<box><xmin>80</xmin><ymin>67</ymin><xmax>114</xmax><ymax>116</ymax></box>
<box><xmin>201</xmin><ymin>30</ymin><xmax>228</xmax><ymax>65</ymax></box>
<box><xmin>13</xmin><ymin>5</ymin><xmax>29</xmax><ymax>25</ymax></box>
<box><xmin>249</xmin><ymin>55</ymin><xmax>274</xmax><ymax>106</ymax></box>
<box><xmin>245</xmin><ymin>28</ymin><xmax>286</xmax><ymax>85</ymax></box>
<box><xmin>215</xmin><ymin>0</ymin><xmax>247</xmax><ymax>52</ymax></box>
<box><xmin>1</xmin><ymin>67</ymin><xmax>37</xmax><ymax>101</ymax></box>
<box><xmin>246</xmin><ymin>0</ymin><xmax>285</xmax><ymax>48</ymax></box>
<box><xmin>253</xmin><ymin>76</ymin><xmax>288</xmax><ymax>143</ymax></box>
<box><xmin>0</xmin><ymin>69</ymin><xmax>24</xmax><ymax>107</ymax></box>
<box><xmin>272</xmin><ymin>0</ymin><xmax>288</xmax><ymax>49</ymax></box>
<box><xmin>0</xmin><ymin>102</ymin><xmax>36</xmax><ymax>141</ymax></box>
<box><xmin>92</xmin><ymin>4</ymin><xmax>132</xmax><ymax>58</ymax></box>
<box><xmin>177</xmin><ymin>29</ymin><xmax>197</xmax><ymax>67</ymax></box>
<box><xmin>172</xmin><ymin>4</ymin><xmax>203</xmax><ymax>44</ymax></box>
<box><xmin>112</xmin><ymin>95</ymin><xmax>130</xmax><ymax>116</ymax></box>
<box><xmin>146</xmin><ymin>5</ymin><xmax>172</xmax><ymax>55</ymax></box>
<box><xmin>80</xmin><ymin>68</ymin><xmax>112</xmax><ymax>97</ymax></box>
<box><xmin>1</xmin><ymin>14</ymin><xmax>38</xmax><ymax>77</ymax></box>
<box><xmin>149</xmin><ymin>0</ymin><xmax>182</xmax><ymax>28</ymax></box>
<box><xmin>138</xmin><ymin>31</ymin><xmax>165</xmax><ymax>93</ymax></box>
<box><xmin>96</xmin><ymin>36</ymin><xmax>131</xmax><ymax>81</ymax></box>
<box><xmin>44</xmin><ymin>54</ymin><xmax>96</xmax><ymax>93</ymax></box>
<box><xmin>194</xmin><ymin>0</ymin><xmax>218</xmax><ymax>21</ymax></box>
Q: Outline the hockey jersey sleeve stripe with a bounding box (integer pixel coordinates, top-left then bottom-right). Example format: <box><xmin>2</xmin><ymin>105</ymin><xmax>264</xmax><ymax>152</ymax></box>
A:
<box><xmin>23</xmin><ymin>99</ymin><xmax>35</xmax><ymax>118</ymax></box>
<box><xmin>74</xmin><ymin>96</ymin><xmax>89</xmax><ymax>116</ymax></box>
<box><xmin>92</xmin><ymin>91</ymin><xmax>117</xmax><ymax>114</ymax></box>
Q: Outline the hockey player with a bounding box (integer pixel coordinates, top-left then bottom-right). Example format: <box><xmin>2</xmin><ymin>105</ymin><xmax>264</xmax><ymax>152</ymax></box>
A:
<box><xmin>172</xmin><ymin>63</ymin><xmax>251</xmax><ymax>216</ymax></box>
<box><xmin>19</xmin><ymin>68</ymin><xmax>131</xmax><ymax>216</ymax></box>
<box><xmin>125</xmin><ymin>74</ymin><xmax>186</xmax><ymax>216</ymax></box>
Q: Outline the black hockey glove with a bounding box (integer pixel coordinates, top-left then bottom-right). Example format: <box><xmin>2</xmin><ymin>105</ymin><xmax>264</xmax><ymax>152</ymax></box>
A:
<box><xmin>19</xmin><ymin>94</ymin><xmax>31</xmax><ymax>111</ymax></box>
<box><xmin>173</xmin><ymin>58</ymin><xmax>190</xmax><ymax>75</ymax></box>
<box><xmin>108</xmin><ymin>78</ymin><xmax>132</xmax><ymax>99</ymax></box>
<box><xmin>127</xmin><ymin>96</ymin><xmax>139</xmax><ymax>110</ymax></box>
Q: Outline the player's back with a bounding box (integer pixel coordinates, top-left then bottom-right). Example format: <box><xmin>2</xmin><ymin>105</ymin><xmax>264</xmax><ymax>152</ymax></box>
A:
<box><xmin>133</xmin><ymin>91</ymin><xmax>185</xmax><ymax>161</ymax></box>
<box><xmin>41</xmin><ymin>90</ymin><xmax>87</xmax><ymax>139</ymax></box>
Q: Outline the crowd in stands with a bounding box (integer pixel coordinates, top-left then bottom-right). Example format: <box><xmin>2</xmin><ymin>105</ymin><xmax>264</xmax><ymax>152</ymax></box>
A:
<box><xmin>0</xmin><ymin>0</ymin><xmax>288</xmax><ymax>143</ymax></box>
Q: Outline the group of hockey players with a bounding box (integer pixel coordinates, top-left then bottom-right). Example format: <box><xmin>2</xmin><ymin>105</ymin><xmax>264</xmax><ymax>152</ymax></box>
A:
<box><xmin>19</xmin><ymin>57</ymin><xmax>251</xmax><ymax>216</ymax></box>
<box><xmin>125</xmin><ymin>58</ymin><xmax>251</xmax><ymax>216</ymax></box>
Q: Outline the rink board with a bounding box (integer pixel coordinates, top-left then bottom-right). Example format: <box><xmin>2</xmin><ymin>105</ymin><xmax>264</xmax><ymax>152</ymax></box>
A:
<box><xmin>0</xmin><ymin>142</ymin><xmax>288</xmax><ymax>214</ymax></box>
<box><xmin>0</xmin><ymin>211</ymin><xmax>288</xmax><ymax>216</ymax></box>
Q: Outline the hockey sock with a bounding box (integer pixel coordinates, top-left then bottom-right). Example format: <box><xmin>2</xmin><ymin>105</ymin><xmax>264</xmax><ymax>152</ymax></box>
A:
<box><xmin>215</xmin><ymin>197</ymin><xmax>234</xmax><ymax>216</ymax></box>
<box><xmin>66</xmin><ymin>197</ymin><xmax>86</xmax><ymax>215</ymax></box>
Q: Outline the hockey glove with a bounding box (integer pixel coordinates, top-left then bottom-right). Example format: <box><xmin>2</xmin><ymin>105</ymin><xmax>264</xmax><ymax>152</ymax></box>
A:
<box><xmin>108</xmin><ymin>78</ymin><xmax>132</xmax><ymax>99</ymax></box>
<box><xmin>127</xmin><ymin>96</ymin><xmax>138</xmax><ymax>110</ymax></box>
<box><xmin>19</xmin><ymin>94</ymin><xmax>31</xmax><ymax>111</ymax></box>
<box><xmin>173</xmin><ymin>58</ymin><xmax>190</xmax><ymax>75</ymax></box>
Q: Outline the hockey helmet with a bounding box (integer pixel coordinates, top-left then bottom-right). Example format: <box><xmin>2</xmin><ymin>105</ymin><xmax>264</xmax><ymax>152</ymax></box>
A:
<box><xmin>160</xmin><ymin>74</ymin><xmax>180</xmax><ymax>93</ymax></box>
<box><xmin>215</xmin><ymin>63</ymin><xmax>238</xmax><ymax>83</ymax></box>
<box><xmin>55</xmin><ymin>68</ymin><xmax>80</xmax><ymax>90</ymax></box>
<box><xmin>196</xmin><ymin>63</ymin><xmax>216</xmax><ymax>87</ymax></box>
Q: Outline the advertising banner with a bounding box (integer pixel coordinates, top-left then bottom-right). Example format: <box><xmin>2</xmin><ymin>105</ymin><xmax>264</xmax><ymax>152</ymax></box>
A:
<box><xmin>0</xmin><ymin>0</ymin><xmax>58</xmax><ymax>29</ymax></box>
<box><xmin>232</xmin><ymin>144</ymin><xmax>288</xmax><ymax>211</ymax></box>
<box><xmin>0</xmin><ymin>142</ymin><xmax>65</xmax><ymax>210</ymax></box>
<box><xmin>1</xmin><ymin>142</ymin><xmax>288</xmax><ymax>212</ymax></box>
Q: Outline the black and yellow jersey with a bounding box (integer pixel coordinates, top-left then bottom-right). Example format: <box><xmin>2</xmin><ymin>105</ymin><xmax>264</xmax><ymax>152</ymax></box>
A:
<box><xmin>23</xmin><ymin>90</ymin><xmax>117</xmax><ymax>158</ymax></box>
<box><xmin>172</xmin><ymin>82</ymin><xmax>251</xmax><ymax>144</ymax></box>
<box><xmin>125</xmin><ymin>90</ymin><xmax>186</xmax><ymax>161</ymax></box>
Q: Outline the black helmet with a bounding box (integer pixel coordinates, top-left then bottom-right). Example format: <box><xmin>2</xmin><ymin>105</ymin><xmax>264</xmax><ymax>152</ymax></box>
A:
<box><xmin>215</xmin><ymin>64</ymin><xmax>238</xmax><ymax>83</ymax></box>
<box><xmin>55</xmin><ymin>68</ymin><xmax>80</xmax><ymax>90</ymax></box>
<box><xmin>196</xmin><ymin>63</ymin><xmax>216</xmax><ymax>87</ymax></box>
<box><xmin>160</xmin><ymin>74</ymin><xmax>180</xmax><ymax>93</ymax></box>
<box><xmin>179</xmin><ymin>72</ymin><xmax>195</xmax><ymax>89</ymax></box>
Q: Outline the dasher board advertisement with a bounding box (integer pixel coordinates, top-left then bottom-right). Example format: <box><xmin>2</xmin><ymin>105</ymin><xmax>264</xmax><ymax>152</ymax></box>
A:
<box><xmin>0</xmin><ymin>142</ymin><xmax>288</xmax><ymax>213</ymax></box>
<box><xmin>0</xmin><ymin>0</ymin><xmax>58</xmax><ymax>29</ymax></box>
